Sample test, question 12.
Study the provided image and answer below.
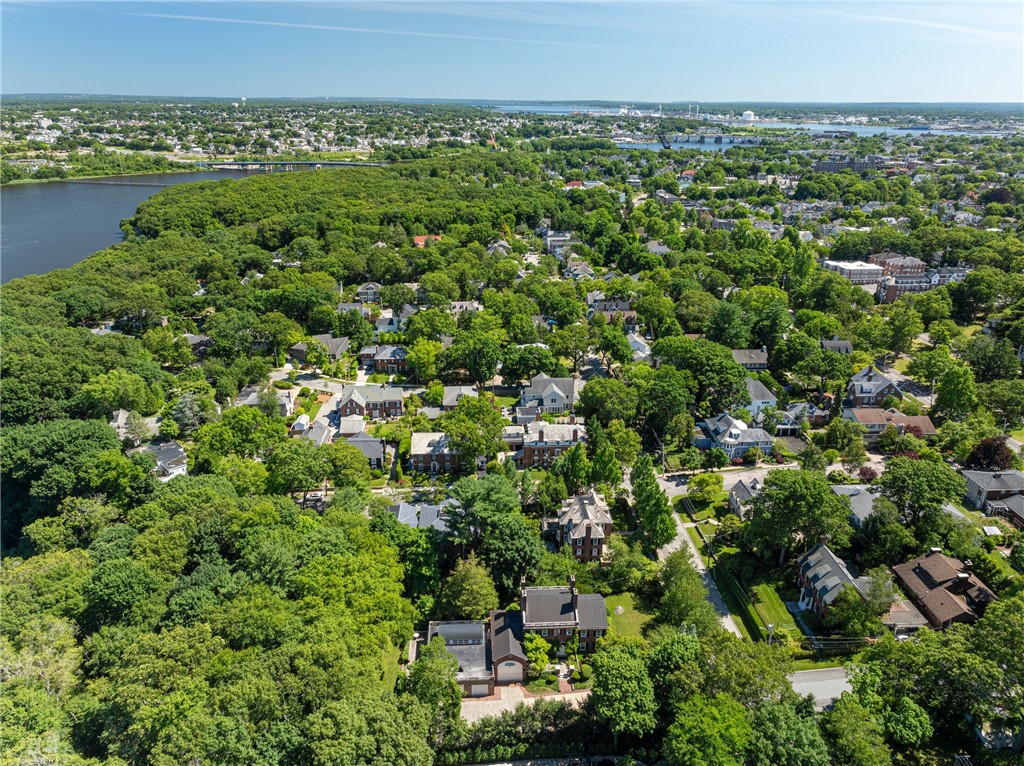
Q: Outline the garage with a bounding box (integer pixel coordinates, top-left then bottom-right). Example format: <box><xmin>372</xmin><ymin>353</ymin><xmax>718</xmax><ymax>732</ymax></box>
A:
<box><xmin>469</xmin><ymin>683</ymin><xmax>491</xmax><ymax>697</ymax></box>
<box><xmin>496</xmin><ymin>660</ymin><xmax>523</xmax><ymax>684</ymax></box>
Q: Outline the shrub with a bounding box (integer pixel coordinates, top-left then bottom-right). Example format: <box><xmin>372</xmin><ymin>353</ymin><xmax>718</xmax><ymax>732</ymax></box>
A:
<box><xmin>571</xmin><ymin>670</ymin><xmax>581</xmax><ymax>682</ymax></box>
<box><xmin>273</xmin><ymin>380</ymin><xmax>293</xmax><ymax>389</ymax></box>
<box><xmin>581</xmin><ymin>664</ymin><xmax>593</xmax><ymax>680</ymax></box>
<box><xmin>298</xmin><ymin>386</ymin><xmax>312</xmax><ymax>397</ymax></box>
<box><xmin>822</xmin><ymin>448</ymin><xmax>840</xmax><ymax>464</ymax></box>
<box><xmin>858</xmin><ymin>466</ymin><xmax>879</xmax><ymax>482</ymax></box>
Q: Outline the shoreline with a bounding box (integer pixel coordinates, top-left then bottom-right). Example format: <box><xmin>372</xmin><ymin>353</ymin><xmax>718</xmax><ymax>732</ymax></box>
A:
<box><xmin>1</xmin><ymin>165</ymin><xmax>202</xmax><ymax>187</ymax></box>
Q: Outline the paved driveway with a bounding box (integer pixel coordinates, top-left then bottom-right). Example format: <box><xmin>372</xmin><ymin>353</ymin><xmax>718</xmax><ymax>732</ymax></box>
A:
<box><xmin>787</xmin><ymin>667</ymin><xmax>852</xmax><ymax>711</ymax></box>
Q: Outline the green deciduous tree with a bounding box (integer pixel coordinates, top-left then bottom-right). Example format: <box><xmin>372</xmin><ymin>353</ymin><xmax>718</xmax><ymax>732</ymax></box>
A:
<box><xmin>591</xmin><ymin>644</ymin><xmax>657</xmax><ymax>747</ymax></box>
<box><xmin>664</xmin><ymin>693</ymin><xmax>752</xmax><ymax>766</ymax></box>
<box><xmin>742</xmin><ymin>469</ymin><xmax>852</xmax><ymax>563</ymax></box>
<box><xmin>872</xmin><ymin>456</ymin><xmax>965</xmax><ymax>525</ymax></box>
<box><xmin>748</xmin><ymin>699</ymin><xmax>831</xmax><ymax>766</ymax></box>
<box><xmin>931</xmin><ymin>362</ymin><xmax>978</xmax><ymax>421</ymax></box>
<box><xmin>403</xmin><ymin>637</ymin><xmax>462</xmax><ymax>748</ymax></box>
<box><xmin>822</xmin><ymin>694</ymin><xmax>891</xmax><ymax>766</ymax></box>
<box><xmin>438</xmin><ymin>553</ymin><xmax>499</xmax><ymax>620</ymax></box>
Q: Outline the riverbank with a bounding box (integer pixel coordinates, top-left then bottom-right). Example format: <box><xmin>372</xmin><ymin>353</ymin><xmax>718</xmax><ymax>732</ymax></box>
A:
<box><xmin>1</xmin><ymin>165</ymin><xmax>202</xmax><ymax>186</ymax></box>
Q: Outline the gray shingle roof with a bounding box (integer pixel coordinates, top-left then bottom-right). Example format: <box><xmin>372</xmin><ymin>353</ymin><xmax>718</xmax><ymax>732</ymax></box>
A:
<box><xmin>963</xmin><ymin>470</ymin><xmax>1024</xmax><ymax>494</ymax></box>
<box><xmin>731</xmin><ymin>348</ymin><xmax>768</xmax><ymax>366</ymax></box>
<box><xmin>491</xmin><ymin>611</ymin><xmax>526</xmax><ymax>662</ymax></box>
<box><xmin>798</xmin><ymin>543</ymin><xmax>862</xmax><ymax>607</ymax></box>
<box><xmin>523</xmin><ymin>587</ymin><xmax>576</xmax><ymax>626</ymax></box>
<box><xmin>744</xmin><ymin>377</ymin><xmax>776</xmax><ymax>403</ymax></box>
<box><xmin>577</xmin><ymin>594</ymin><xmax>608</xmax><ymax>631</ymax></box>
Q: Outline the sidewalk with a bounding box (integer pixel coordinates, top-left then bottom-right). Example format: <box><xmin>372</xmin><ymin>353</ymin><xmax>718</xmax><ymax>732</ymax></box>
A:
<box><xmin>661</xmin><ymin>510</ymin><xmax>742</xmax><ymax>638</ymax></box>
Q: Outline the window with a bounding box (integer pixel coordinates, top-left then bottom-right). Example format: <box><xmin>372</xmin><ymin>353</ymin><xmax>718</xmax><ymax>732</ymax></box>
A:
<box><xmin>580</xmin><ymin>631</ymin><xmax>588</xmax><ymax>637</ymax></box>
<box><xmin>541</xmin><ymin>629</ymin><xmax>548</xmax><ymax>637</ymax></box>
<box><xmin>552</xmin><ymin>629</ymin><xmax>560</xmax><ymax>636</ymax></box>
<box><xmin>595</xmin><ymin>630</ymin><xmax>603</xmax><ymax>637</ymax></box>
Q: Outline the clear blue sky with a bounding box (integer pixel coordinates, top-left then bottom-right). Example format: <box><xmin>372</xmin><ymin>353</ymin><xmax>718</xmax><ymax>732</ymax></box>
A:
<box><xmin>3</xmin><ymin>1</ymin><xmax>1022</xmax><ymax>102</ymax></box>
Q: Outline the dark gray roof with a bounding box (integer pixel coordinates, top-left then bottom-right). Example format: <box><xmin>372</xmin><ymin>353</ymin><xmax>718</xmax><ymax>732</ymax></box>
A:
<box><xmin>731</xmin><ymin>348</ymin><xmax>768</xmax><ymax>366</ymax></box>
<box><xmin>146</xmin><ymin>441</ymin><xmax>187</xmax><ymax>470</ymax></box>
<box><xmin>963</xmin><ymin>470</ymin><xmax>1024</xmax><ymax>494</ymax></box>
<box><xmin>798</xmin><ymin>543</ymin><xmax>862</xmax><ymax>607</ymax></box>
<box><xmin>731</xmin><ymin>478</ymin><xmax>763</xmax><ymax>505</ymax></box>
<box><xmin>523</xmin><ymin>587</ymin><xmax>576</xmax><ymax>626</ymax></box>
<box><xmin>577</xmin><ymin>593</ymin><xmax>608</xmax><ymax>631</ymax></box>
<box><xmin>491</xmin><ymin>611</ymin><xmax>526</xmax><ymax>662</ymax></box>
<box><xmin>821</xmin><ymin>337</ymin><xmax>854</xmax><ymax>354</ymax></box>
<box><xmin>302</xmin><ymin>420</ymin><xmax>333</xmax><ymax>446</ymax></box>
<box><xmin>990</xmin><ymin>493</ymin><xmax>1024</xmax><ymax>523</ymax></box>
<box><xmin>346</xmin><ymin>432</ymin><xmax>384</xmax><ymax>460</ymax></box>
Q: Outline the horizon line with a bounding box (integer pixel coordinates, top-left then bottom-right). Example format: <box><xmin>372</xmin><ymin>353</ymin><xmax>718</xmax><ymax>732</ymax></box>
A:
<box><xmin>4</xmin><ymin>93</ymin><xmax>1023</xmax><ymax>106</ymax></box>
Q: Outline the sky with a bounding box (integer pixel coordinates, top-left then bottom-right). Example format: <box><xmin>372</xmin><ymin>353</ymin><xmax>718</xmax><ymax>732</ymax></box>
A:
<box><xmin>2</xmin><ymin>1</ymin><xmax>1022</xmax><ymax>103</ymax></box>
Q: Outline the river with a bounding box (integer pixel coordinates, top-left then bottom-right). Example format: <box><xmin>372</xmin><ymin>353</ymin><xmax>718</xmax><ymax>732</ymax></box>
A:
<box><xmin>0</xmin><ymin>170</ymin><xmax>268</xmax><ymax>283</ymax></box>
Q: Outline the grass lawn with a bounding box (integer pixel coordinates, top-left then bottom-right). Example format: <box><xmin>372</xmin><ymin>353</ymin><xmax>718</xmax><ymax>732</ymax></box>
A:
<box><xmin>526</xmin><ymin>677</ymin><xmax>560</xmax><ymax>695</ymax></box>
<box><xmin>706</xmin><ymin>561</ymin><xmax>756</xmax><ymax>641</ymax></box>
<box><xmin>606</xmin><ymin>592</ymin><xmax>652</xmax><ymax>637</ymax></box>
<box><xmin>381</xmin><ymin>644</ymin><xmax>403</xmax><ymax>692</ymax></box>
<box><xmin>687</xmin><ymin>490</ymin><xmax>729</xmax><ymax>521</ymax></box>
<box><xmin>749</xmin><ymin>583</ymin><xmax>800</xmax><ymax>639</ymax></box>
<box><xmin>1010</xmin><ymin>427</ymin><xmax>1024</xmax><ymax>441</ymax></box>
<box><xmin>685</xmin><ymin>525</ymin><xmax>710</xmax><ymax>565</ymax></box>
<box><xmin>892</xmin><ymin>356</ymin><xmax>911</xmax><ymax>372</ymax></box>
<box><xmin>492</xmin><ymin>395</ymin><xmax>519</xmax><ymax>408</ymax></box>
<box><xmin>786</xmin><ymin>651</ymin><xmax>860</xmax><ymax>671</ymax></box>
<box><xmin>370</xmin><ymin>477</ymin><xmax>388</xmax><ymax>488</ymax></box>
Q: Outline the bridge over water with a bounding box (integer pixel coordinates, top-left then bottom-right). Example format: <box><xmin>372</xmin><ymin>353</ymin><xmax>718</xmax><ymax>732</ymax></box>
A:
<box><xmin>199</xmin><ymin>160</ymin><xmax>387</xmax><ymax>170</ymax></box>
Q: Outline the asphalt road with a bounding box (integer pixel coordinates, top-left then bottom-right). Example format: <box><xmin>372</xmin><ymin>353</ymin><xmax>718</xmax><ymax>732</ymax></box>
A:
<box><xmin>787</xmin><ymin>667</ymin><xmax>852</xmax><ymax>711</ymax></box>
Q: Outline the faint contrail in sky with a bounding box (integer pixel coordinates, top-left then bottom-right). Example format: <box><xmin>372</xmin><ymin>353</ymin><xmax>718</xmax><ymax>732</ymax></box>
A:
<box><xmin>131</xmin><ymin>11</ymin><xmax>615</xmax><ymax>48</ymax></box>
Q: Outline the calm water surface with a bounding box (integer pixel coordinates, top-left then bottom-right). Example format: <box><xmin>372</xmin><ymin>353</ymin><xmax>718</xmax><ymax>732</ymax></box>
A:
<box><xmin>1</xmin><ymin>170</ymin><xmax>263</xmax><ymax>283</ymax></box>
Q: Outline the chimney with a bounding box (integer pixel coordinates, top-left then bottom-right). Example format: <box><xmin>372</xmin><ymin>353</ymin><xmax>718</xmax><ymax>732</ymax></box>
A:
<box><xmin>963</xmin><ymin>559</ymin><xmax>973</xmax><ymax>573</ymax></box>
<box><xmin>569</xmin><ymin>575</ymin><xmax>578</xmax><ymax>613</ymax></box>
<box><xmin>569</xmin><ymin>414</ymin><xmax>576</xmax><ymax>425</ymax></box>
<box><xmin>761</xmin><ymin>345</ymin><xmax>767</xmax><ymax>354</ymax></box>
<box><xmin>539</xmin><ymin>427</ymin><xmax>545</xmax><ymax>444</ymax></box>
<box><xmin>572</xmin><ymin>428</ymin><xmax>579</xmax><ymax>442</ymax></box>
<box><xmin>520</xmin><ymin>576</ymin><xmax>527</xmax><ymax>614</ymax></box>
<box><xmin>929</xmin><ymin>547</ymin><xmax>942</xmax><ymax>555</ymax></box>
<box><xmin>535</xmin><ymin>411</ymin><xmax>543</xmax><ymax>422</ymax></box>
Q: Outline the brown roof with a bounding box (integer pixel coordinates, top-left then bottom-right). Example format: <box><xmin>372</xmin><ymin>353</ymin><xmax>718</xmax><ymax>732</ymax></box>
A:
<box><xmin>893</xmin><ymin>551</ymin><xmax>996</xmax><ymax>628</ymax></box>
<box><xmin>887</xmin><ymin>412</ymin><xmax>937</xmax><ymax>436</ymax></box>
<box><xmin>849</xmin><ymin>408</ymin><xmax>890</xmax><ymax>425</ymax></box>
